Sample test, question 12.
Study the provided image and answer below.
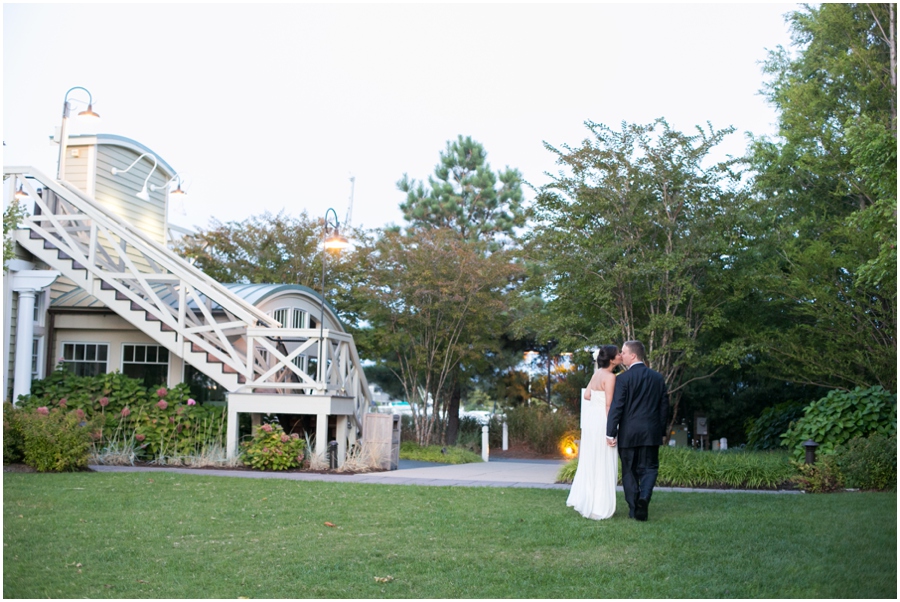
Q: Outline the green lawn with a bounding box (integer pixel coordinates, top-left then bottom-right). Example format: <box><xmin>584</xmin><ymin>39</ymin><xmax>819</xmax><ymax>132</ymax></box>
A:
<box><xmin>4</xmin><ymin>472</ymin><xmax>896</xmax><ymax>598</ymax></box>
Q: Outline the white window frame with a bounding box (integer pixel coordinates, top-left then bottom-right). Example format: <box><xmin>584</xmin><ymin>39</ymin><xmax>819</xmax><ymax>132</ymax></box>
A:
<box><xmin>61</xmin><ymin>342</ymin><xmax>109</xmax><ymax>375</ymax></box>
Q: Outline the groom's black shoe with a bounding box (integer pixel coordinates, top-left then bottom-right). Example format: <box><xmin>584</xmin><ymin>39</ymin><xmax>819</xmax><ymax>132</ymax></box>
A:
<box><xmin>634</xmin><ymin>498</ymin><xmax>649</xmax><ymax>521</ymax></box>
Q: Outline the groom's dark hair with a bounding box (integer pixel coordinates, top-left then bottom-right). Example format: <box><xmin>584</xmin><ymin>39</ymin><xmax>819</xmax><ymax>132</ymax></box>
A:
<box><xmin>623</xmin><ymin>340</ymin><xmax>646</xmax><ymax>362</ymax></box>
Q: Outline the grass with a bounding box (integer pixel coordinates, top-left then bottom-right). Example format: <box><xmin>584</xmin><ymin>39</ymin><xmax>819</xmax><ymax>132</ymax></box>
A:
<box><xmin>4</xmin><ymin>472</ymin><xmax>896</xmax><ymax>598</ymax></box>
<box><xmin>399</xmin><ymin>442</ymin><xmax>483</xmax><ymax>464</ymax></box>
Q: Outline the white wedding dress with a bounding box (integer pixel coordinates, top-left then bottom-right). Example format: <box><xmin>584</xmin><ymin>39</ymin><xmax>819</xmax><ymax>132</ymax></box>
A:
<box><xmin>566</xmin><ymin>388</ymin><xmax>618</xmax><ymax>520</ymax></box>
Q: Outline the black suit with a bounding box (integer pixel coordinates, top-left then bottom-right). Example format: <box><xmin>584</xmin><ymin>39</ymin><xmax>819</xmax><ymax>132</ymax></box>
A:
<box><xmin>606</xmin><ymin>362</ymin><xmax>669</xmax><ymax>517</ymax></box>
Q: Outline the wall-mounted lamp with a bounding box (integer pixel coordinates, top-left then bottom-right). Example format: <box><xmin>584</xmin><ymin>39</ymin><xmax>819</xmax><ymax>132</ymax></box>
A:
<box><xmin>57</xmin><ymin>86</ymin><xmax>100</xmax><ymax>181</ymax></box>
<box><xmin>111</xmin><ymin>153</ymin><xmax>158</xmax><ymax>201</ymax></box>
<box><xmin>150</xmin><ymin>174</ymin><xmax>187</xmax><ymax>199</ymax></box>
<box><xmin>14</xmin><ymin>184</ymin><xmax>29</xmax><ymax>200</ymax></box>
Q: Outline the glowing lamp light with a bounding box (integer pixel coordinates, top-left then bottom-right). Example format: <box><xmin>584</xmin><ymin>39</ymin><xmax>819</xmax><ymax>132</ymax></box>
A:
<box><xmin>560</xmin><ymin>432</ymin><xmax>580</xmax><ymax>459</ymax></box>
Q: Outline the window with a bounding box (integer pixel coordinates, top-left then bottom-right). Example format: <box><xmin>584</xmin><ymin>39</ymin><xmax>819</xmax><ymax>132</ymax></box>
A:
<box><xmin>33</xmin><ymin>293</ymin><xmax>43</xmax><ymax>325</ymax></box>
<box><xmin>271</xmin><ymin>307</ymin><xmax>310</xmax><ymax>329</ymax></box>
<box><xmin>31</xmin><ymin>338</ymin><xmax>41</xmax><ymax>380</ymax></box>
<box><xmin>183</xmin><ymin>364</ymin><xmax>225</xmax><ymax>403</ymax></box>
<box><xmin>122</xmin><ymin>344</ymin><xmax>169</xmax><ymax>388</ymax></box>
<box><xmin>62</xmin><ymin>342</ymin><xmax>108</xmax><ymax>376</ymax></box>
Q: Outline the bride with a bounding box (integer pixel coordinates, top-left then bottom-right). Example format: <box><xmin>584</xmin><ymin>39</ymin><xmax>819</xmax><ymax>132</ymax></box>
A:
<box><xmin>566</xmin><ymin>345</ymin><xmax>623</xmax><ymax>520</ymax></box>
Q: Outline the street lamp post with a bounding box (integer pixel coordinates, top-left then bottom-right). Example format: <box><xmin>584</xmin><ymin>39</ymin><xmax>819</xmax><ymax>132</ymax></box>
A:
<box><xmin>317</xmin><ymin>207</ymin><xmax>350</xmax><ymax>391</ymax></box>
<box><xmin>57</xmin><ymin>86</ymin><xmax>100</xmax><ymax>181</ymax></box>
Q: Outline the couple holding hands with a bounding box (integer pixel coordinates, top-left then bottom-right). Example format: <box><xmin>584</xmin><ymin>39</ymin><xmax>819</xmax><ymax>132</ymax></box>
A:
<box><xmin>566</xmin><ymin>340</ymin><xmax>669</xmax><ymax>522</ymax></box>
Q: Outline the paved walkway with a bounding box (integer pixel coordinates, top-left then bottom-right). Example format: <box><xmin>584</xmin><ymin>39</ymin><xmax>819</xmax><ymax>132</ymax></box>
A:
<box><xmin>89</xmin><ymin>458</ymin><xmax>799</xmax><ymax>494</ymax></box>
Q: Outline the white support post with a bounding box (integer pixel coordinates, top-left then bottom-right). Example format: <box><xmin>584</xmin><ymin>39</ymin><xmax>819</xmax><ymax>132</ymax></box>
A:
<box><xmin>11</xmin><ymin>270</ymin><xmax>60</xmax><ymax>403</ymax></box>
<box><xmin>12</xmin><ymin>290</ymin><xmax>37</xmax><ymax>403</ymax></box>
<box><xmin>482</xmin><ymin>425</ymin><xmax>489</xmax><ymax>462</ymax></box>
<box><xmin>226</xmin><ymin>403</ymin><xmax>239</xmax><ymax>459</ymax></box>
<box><xmin>336</xmin><ymin>415</ymin><xmax>348</xmax><ymax>466</ymax></box>
<box><xmin>316</xmin><ymin>413</ymin><xmax>328</xmax><ymax>458</ymax></box>
<box><xmin>502</xmin><ymin>420</ymin><xmax>508</xmax><ymax>451</ymax></box>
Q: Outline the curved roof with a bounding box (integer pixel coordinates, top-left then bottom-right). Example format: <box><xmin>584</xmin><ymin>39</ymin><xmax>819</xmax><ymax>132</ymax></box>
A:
<box><xmin>67</xmin><ymin>133</ymin><xmax>178</xmax><ymax>177</ymax></box>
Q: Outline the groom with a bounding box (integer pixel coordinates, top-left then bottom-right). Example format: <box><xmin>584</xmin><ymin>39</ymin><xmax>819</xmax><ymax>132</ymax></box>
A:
<box><xmin>606</xmin><ymin>340</ymin><xmax>669</xmax><ymax>521</ymax></box>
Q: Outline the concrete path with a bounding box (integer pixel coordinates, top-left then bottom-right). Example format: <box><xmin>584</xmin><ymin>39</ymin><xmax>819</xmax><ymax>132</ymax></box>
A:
<box><xmin>89</xmin><ymin>458</ymin><xmax>799</xmax><ymax>493</ymax></box>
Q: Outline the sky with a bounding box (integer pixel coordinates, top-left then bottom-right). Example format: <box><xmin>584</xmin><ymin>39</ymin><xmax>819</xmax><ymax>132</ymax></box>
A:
<box><xmin>4</xmin><ymin>3</ymin><xmax>799</xmax><ymax>233</ymax></box>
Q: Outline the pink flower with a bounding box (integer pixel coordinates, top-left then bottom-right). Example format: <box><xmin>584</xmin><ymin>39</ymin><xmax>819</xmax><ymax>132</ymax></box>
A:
<box><xmin>99</xmin><ymin>397</ymin><xmax>109</xmax><ymax>407</ymax></box>
<box><xmin>120</xmin><ymin>407</ymin><xmax>130</xmax><ymax>418</ymax></box>
<box><xmin>135</xmin><ymin>434</ymin><xmax>146</xmax><ymax>442</ymax></box>
<box><xmin>280</xmin><ymin>434</ymin><xmax>290</xmax><ymax>443</ymax></box>
<box><xmin>59</xmin><ymin>398</ymin><xmax>67</xmax><ymax>407</ymax></box>
<box><xmin>157</xmin><ymin>400</ymin><xmax>168</xmax><ymax>410</ymax></box>
<box><xmin>169</xmin><ymin>417</ymin><xmax>175</xmax><ymax>423</ymax></box>
<box><xmin>187</xmin><ymin>399</ymin><xmax>196</xmax><ymax>406</ymax></box>
<box><xmin>36</xmin><ymin>406</ymin><xmax>49</xmax><ymax>416</ymax></box>
<box><xmin>296</xmin><ymin>455</ymin><xmax>304</xmax><ymax>463</ymax></box>
<box><xmin>261</xmin><ymin>424</ymin><xmax>273</xmax><ymax>433</ymax></box>
<box><xmin>262</xmin><ymin>447</ymin><xmax>269</xmax><ymax>454</ymax></box>
<box><xmin>74</xmin><ymin>409</ymin><xmax>85</xmax><ymax>420</ymax></box>
<box><xmin>156</xmin><ymin>387</ymin><xmax>168</xmax><ymax>397</ymax></box>
<box><xmin>291</xmin><ymin>433</ymin><xmax>299</xmax><ymax>440</ymax></box>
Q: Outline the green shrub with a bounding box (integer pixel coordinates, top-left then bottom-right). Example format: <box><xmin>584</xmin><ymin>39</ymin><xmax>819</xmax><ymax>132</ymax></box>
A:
<box><xmin>17</xmin><ymin>408</ymin><xmax>101</xmax><ymax>472</ymax></box>
<box><xmin>792</xmin><ymin>456</ymin><xmax>844</xmax><ymax>493</ymax></box>
<box><xmin>3</xmin><ymin>402</ymin><xmax>25</xmax><ymax>464</ymax></box>
<box><xmin>745</xmin><ymin>400</ymin><xmax>807</xmax><ymax>450</ymax></box>
<box><xmin>781</xmin><ymin>386</ymin><xmax>897</xmax><ymax>461</ymax></box>
<box><xmin>557</xmin><ymin>447</ymin><xmax>795</xmax><ymax>488</ymax></box>
<box><xmin>557</xmin><ymin>458</ymin><xmax>578</xmax><ymax>483</ymax></box>
<box><xmin>834</xmin><ymin>433</ymin><xmax>897</xmax><ymax>491</ymax></box>
<box><xmin>19</xmin><ymin>369</ymin><xmax>227</xmax><ymax>463</ymax></box>
<box><xmin>241</xmin><ymin>423</ymin><xmax>306</xmax><ymax>470</ymax></box>
<box><xmin>504</xmin><ymin>405</ymin><xmax>577</xmax><ymax>455</ymax></box>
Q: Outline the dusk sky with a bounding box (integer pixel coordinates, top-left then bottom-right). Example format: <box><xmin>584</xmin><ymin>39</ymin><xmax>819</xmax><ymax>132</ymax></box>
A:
<box><xmin>4</xmin><ymin>3</ymin><xmax>798</xmax><ymax>233</ymax></box>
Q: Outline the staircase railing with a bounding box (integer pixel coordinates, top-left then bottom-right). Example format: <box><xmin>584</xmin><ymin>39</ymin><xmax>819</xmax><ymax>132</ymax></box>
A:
<box><xmin>5</xmin><ymin>167</ymin><xmax>370</xmax><ymax>427</ymax></box>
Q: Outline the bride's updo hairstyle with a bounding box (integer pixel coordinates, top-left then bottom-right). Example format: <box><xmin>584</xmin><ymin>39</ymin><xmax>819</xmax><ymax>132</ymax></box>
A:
<box><xmin>595</xmin><ymin>345</ymin><xmax>619</xmax><ymax>369</ymax></box>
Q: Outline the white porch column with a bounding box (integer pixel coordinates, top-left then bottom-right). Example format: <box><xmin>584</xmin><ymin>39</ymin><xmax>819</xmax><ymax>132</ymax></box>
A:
<box><xmin>11</xmin><ymin>270</ymin><xmax>60</xmax><ymax>403</ymax></box>
<box><xmin>336</xmin><ymin>415</ymin><xmax>348</xmax><ymax>465</ymax></box>
<box><xmin>316</xmin><ymin>413</ymin><xmax>328</xmax><ymax>457</ymax></box>
<box><xmin>226</xmin><ymin>402</ymin><xmax>239</xmax><ymax>459</ymax></box>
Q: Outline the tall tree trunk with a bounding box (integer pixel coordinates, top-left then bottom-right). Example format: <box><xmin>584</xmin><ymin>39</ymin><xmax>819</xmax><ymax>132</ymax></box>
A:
<box><xmin>445</xmin><ymin>379</ymin><xmax>461</xmax><ymax>445</ymax></box>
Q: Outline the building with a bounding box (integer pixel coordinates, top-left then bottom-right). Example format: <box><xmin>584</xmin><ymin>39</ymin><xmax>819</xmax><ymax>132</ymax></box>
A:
<box><xmin>3</xmin><ymin>133</ymin><xmax>371</xmax><ymax>465</ymax></box>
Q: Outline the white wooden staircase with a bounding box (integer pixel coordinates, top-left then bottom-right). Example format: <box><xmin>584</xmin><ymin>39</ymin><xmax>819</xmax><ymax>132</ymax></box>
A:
<box><xmin>5</xmin><ymin>166</ymin><xmax>371</xmax><ymax>458</ymax></box>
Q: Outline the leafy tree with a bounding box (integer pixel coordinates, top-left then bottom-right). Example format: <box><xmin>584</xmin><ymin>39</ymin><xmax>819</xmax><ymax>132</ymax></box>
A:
<box><xmin>746</xmin><ymin>3</ymin><xmax>897</xmax><ymax>390</ymax></box>
<box><xmin>397</xmin><ymin>135</ymin><xmax>526</xmax><ymax>246</ymax></box>
<box><xmin>524</xmin><ymin>118</ymin><xmax>749</xmax><ymax>434</ymax></box>
<box><xmin>3</xmin><ymin>196</ymin><xmax>26</xmax><ymax>269</ymax></box>
<box><xmin>394</xmin><ymin>136</ymin><xmax>528</xmax><ymax>443</ymax></box>
<box><xmin>172</xmin><ymin>211</ymin><xmax>366</xmax><ymax>326</ymax></box>
<box><xmin>354</xmin><ymin>227</ymin><xmax>521</xmax><ymax>445</ymax></box>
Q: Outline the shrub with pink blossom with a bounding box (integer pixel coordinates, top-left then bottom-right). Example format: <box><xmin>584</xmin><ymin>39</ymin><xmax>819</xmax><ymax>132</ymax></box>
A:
<box><xmin>156</xmin><ymin>400</ymin><xmax>168</xmax><ymax>411</ymax></box>
<box><xmin>241</xmin><ymin>423</ymin><xmax>306</xmax><ymax>471</ymax></box>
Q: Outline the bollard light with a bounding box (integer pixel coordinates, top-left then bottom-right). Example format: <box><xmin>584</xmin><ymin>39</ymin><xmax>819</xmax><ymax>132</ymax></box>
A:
<box><xmin>328</xmin><ymin>440</ymin><xmax>338</xmax><ymax>469</ymax></box>
<box><xmin>803</xmin><ymin>439</ymin><xmax>819</xmax><ymax>465</ymax></box>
